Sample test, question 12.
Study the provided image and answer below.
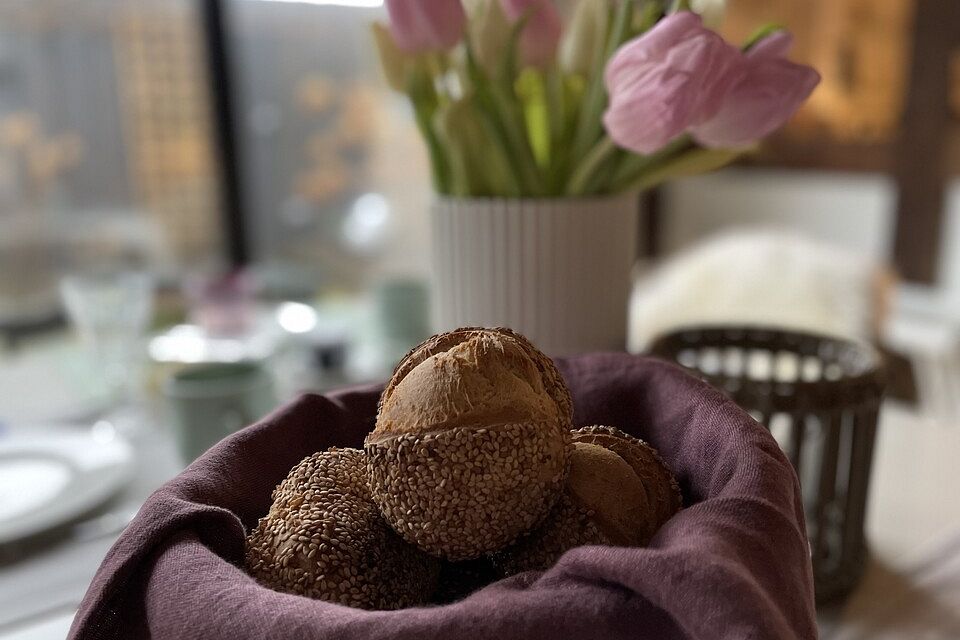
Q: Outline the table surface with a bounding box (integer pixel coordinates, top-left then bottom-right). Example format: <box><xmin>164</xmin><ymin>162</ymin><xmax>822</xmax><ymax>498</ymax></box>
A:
<box><xmin>0</xmin><ymin>418</ymin><xmax>182</xmax><ymax>636</ymax></box>
<box><xmin>1</xmin><ymin>373</ymin><xmax>959</xmax><ymax>638</ymax></box>
<box><xmin>818</xmin><ymin>403</ymin><xmax>960</xmax><ymax>639</ymax></box>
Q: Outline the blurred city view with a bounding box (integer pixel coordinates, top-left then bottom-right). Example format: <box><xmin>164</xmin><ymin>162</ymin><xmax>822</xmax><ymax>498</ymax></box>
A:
<box><xmin>0</xmin><ymin>0</ymin><xmax>431</xmax><ymax>337</ymax></box>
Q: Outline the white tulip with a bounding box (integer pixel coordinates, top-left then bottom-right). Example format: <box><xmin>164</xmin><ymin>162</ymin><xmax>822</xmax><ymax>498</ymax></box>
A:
<box><xmin>559</xmin><ymin>0</ymin><xmax>609</xmax><ymax>75</ymax></box>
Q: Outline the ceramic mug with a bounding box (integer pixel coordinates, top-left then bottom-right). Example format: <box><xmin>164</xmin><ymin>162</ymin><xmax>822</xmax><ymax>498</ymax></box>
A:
<box><xmin>164</xmin><ymin>361</ymin><xmax>276</xmax><ymax>463</ymax></box>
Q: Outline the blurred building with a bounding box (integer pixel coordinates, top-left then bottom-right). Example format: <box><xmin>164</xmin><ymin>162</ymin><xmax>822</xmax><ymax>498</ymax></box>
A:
<box><xmin>111</xmin><ymin>0</ymin><xmax>223</xmax><ymax>266</ymax></box>
<box><xmin>0</xmin><ymin>0</ymin><xmax>224</xmax><ymax>320</ymax></box>
<box><xmin>0</xmin><ymin>0</ymin><xmax>433</xmax><ymax>327</ymax></box>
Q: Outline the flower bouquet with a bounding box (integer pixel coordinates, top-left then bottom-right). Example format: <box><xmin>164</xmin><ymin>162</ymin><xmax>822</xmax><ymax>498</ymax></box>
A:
<box><xmin>373</xmin><ymin>0</ymin><xmax>819</xmax><ymax>197</ymax></box>
<box><xmin>372</xmin><ymin>0</ymin><xmax>820</xmax><ymax>355</ymax></box>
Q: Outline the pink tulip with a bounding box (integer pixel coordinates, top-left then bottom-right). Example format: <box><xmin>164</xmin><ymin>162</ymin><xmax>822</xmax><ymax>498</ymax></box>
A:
<box><xmin>602</xmin><ymin>12</ymin><xmax>744</xmax><ymax>154</ymax></box>
<box><xmin>501</xmin><ymin>0</ymin><xmax>563</xmax><ymax>68</ymax></box>
<box><xmin>691</xmin><ymin>32</ymin><xmax>821</xmax><ymax>148</ymax></box>
<box><xmin>386</xmin><ymin>0</ymin><xmax>466</xmax><ymax>53</ymax></box>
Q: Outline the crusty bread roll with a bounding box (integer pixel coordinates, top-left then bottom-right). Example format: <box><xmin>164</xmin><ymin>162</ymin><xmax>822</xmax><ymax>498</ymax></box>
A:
<box><xmin>365</xmin><ymin>327</ymin><xmax>573</xmax><ymax>560</ymax></box>
<box><xmin>573</xmin><ymin>425</ymin><xmax>682</xmax><ymax>532</ymax></box>
<box><xmin>245</xmin><ymin>448</ymin><xmax>439</xmax><ymax>610</ymax></box>
<box><xmin>493</xmin><ymin>426</ymin><xmax>681</xmax><ymax>574</ymax></box>
<box><xmin>567</xmin><ymin>441</ymin><xmax>651</xmax><ymax>545</ymax></box>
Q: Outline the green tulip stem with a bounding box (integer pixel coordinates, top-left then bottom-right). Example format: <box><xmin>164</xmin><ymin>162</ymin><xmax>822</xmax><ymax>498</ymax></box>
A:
<box><xmin>464</xmin><ymin>32</ymin><xmax>546</xmax><ymax>195</ymax></box>
<box><xmin>545</xmin><ymin>66</ymin><xmax>567</xmax><ymax>190</ymax></box>
<box><xmin>569</xmin><ymin>1</ymin><xmax>632</xmax><ymax>166</ymax></box>
<box><xmin>407</xmin><ymin>64</ymin><xmax>450</xmax><ymax>193</ymax></box>
<box><xmin>607</xmin><ymin>136</ymin><xmax>691</xmax><ymax>190</ymax></box>
<box><xmin>566</xmin><ymin>136</ymin><xmax>618</xmax><ymax>195</ymax></box>
<box><xmin>616</xmin><ymin>146</ymin><xmax>745</xmax><ymax>192</ymax></box>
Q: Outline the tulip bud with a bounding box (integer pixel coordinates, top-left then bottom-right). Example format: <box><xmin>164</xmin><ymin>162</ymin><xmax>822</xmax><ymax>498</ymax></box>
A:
<box><xmin>467</xmin><ymin>0</ymin><xmax>512</xmax><ymax>74</ymax></box>
<box><xmin>560</xmin><ymin>0</ymin><xmax>609</xmax><ymax>75</ymax></box>
<box><xmin>501</xmin><ymin>0</ymin><xmax>563</xmax><ymax>69</ymax></box>
<box><xmin>371</xmin><ymin>22</ymin><xmax>409</xmax><ymax>92</ymax></box>
<box><xmin>385</xmin><ymin>0</ymin><xmax>466</xmax><ymax>54</ymax></box>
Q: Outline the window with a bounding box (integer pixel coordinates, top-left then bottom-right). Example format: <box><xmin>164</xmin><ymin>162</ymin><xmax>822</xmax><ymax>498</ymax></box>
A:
<box><xmin>0</xmin><ymin>0</ymin><xmax>224</xmax><ymax>328</ymax></box>
<box><xmin>225</xmin><ymin>0</ymin><xmax>431</xmax><ymax>292</ymax></box>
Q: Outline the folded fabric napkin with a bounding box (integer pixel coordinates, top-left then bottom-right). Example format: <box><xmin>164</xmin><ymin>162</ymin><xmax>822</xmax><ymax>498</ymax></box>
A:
<box><xmin>69</xmin><ymin>353</ymin><xmax>815</xmax><ymax>640</ymax></box>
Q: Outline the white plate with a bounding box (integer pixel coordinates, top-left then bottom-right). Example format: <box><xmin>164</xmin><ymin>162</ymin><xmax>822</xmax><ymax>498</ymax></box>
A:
<box><xmin>0</xmin><ymin>342</ymin><xmax>112</xmax><ymax>425</ymax></box>
<box><xmin>0</xmin><ymin>429</ymin><xmax>134</xmax><ymax>545</ymax></box>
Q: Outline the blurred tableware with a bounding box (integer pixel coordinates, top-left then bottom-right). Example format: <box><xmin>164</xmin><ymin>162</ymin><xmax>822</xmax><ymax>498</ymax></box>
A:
<box><xmin>59</xmin><ymin>271</ymin><xmax>154</xmax><ymax>404</ymax></box>
<box><xmin>311</xmin><ymin>337</ymin><xmax>348</xmax><ymax>378</ymax></box>
<box><xmin>371</xmin><ymin>278</ymin><xmax>430</xmax><ymax>370</ymax></box>
<box><xmin>149</xmin><ymin>322</ymin><xmax>279</xmax><ymax>366</ymax></box>
<box><xmin>0</xmin><ymin>340</ymin><xmax>112</xmax><ymax>425</ymax></box>
<box><xmin>272</xmin><ymin>301</ymin><xmax>355</xmax><ymax>395</ymax></box>
<box><xmin>0</xmin><ymin>214</ymin><xmax>59</xmax><ymax>327</ymax></box>
<box><xmin>374</xmin><ymin>278</ymin><xmax>430</xmax><ymax>354</ymax></box>
<box><xmin>0</xmin><ymin>426</ymin><xmax>134</xmax><ymax>545</ymax></box>
<box><xmin>303</xmin><ymin>328</ymin><xmax>351</xmax><ymax>391</ymax></box>
<box><xmin>163</xmin><ymin>362</ymin><xmax>276</xmax><ymax>463</ymax></box>
<box><xmin>183</xmin><ymin>270</ymin><xmax>257</xmax><ymax>337</ymax></box>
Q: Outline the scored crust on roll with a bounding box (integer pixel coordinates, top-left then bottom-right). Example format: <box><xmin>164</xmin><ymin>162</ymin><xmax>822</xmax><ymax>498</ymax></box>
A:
<box><xmin>365</xmin><ymin>327</ymin><xmax>573</xmax><ymax>560</ymax></box>
<box><xmin>375</xmin><ymin>326</ymin><xmax>573</xmax><ymax>434</ymax></box>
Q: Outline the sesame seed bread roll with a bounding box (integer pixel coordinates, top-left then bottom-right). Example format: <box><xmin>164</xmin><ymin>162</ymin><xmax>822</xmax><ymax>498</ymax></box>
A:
<box><xmin>572</xmin><ymin>425</ymin><xmax>682</xmax><ymax>528</ymax></box>
<box><xmin>566</xmin><ymin>442</ymin><xmax>652</xmax><ymax>545</ymax></box>
<box><xmin>366</xmin><ymin>327</ymin><xmax>573</xmax><ymax>560</ymax></box>
<box><xmin>245</xmin><ymin>448</ymin><xmax>439</xmax><ymax>610</ymax></box>
<box><xmin>491</xmin><ymin>491</ymin><xmax>609</xmax><ymax>576</ymax></box>
<box><xmin>493</xmin><ymin>426</ymin><xmax>681</xmax><ymax>575</ymax></box>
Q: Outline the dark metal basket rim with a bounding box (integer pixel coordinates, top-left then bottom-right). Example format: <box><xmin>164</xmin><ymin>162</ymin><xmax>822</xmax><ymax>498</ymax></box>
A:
<box><xmin>648</xmin><ymin>324</ymin><xmax>886</xmax><ymax>399</ymax></box>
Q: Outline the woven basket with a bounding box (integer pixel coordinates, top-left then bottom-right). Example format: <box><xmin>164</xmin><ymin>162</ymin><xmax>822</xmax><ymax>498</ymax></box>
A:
<box><xmin>649</xmin><ymin>326</ymin><xmax>885</xmax><ymax>603</ymax></box>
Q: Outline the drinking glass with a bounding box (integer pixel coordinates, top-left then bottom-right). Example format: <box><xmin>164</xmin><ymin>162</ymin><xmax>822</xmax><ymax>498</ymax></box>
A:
<box><xmin>59</xmin><ymin>271</ymin><xmax>154</xmax><ymax>429</ymax></box>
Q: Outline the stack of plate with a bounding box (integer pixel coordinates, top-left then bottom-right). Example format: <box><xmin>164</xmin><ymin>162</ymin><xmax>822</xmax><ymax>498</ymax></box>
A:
<box><xmin>0</xmin><ymin>427</ymin><xmax>133</xmax><ymax>545</ymax></box>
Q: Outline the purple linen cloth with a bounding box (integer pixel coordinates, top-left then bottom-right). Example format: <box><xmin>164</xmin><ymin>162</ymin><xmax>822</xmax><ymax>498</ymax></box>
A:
<box><xmin>69</xmin><ymin>353</ymin><xmax>816</xmax><ymax>640</ymax></box>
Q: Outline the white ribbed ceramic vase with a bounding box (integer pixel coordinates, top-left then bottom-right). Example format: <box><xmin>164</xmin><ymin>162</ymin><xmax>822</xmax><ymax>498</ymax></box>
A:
<box><xmin>430</xmin><ymin>194</ymin><xmax>639</xmax><ymax>356</ymax></box>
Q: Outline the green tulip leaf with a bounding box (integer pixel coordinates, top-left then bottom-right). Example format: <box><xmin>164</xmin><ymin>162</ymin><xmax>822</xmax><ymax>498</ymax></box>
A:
<box><xmin>743</xmin><ymin>23</ymin><xmax>786</xmax><ymax>51</ymax></box>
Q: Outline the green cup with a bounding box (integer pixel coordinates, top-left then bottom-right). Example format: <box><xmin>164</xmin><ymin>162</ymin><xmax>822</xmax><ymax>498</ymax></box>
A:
<box><xmin>164</xmin><ymin>361</ymin><xmax>276</xmax><ymax>463</ymax></box>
